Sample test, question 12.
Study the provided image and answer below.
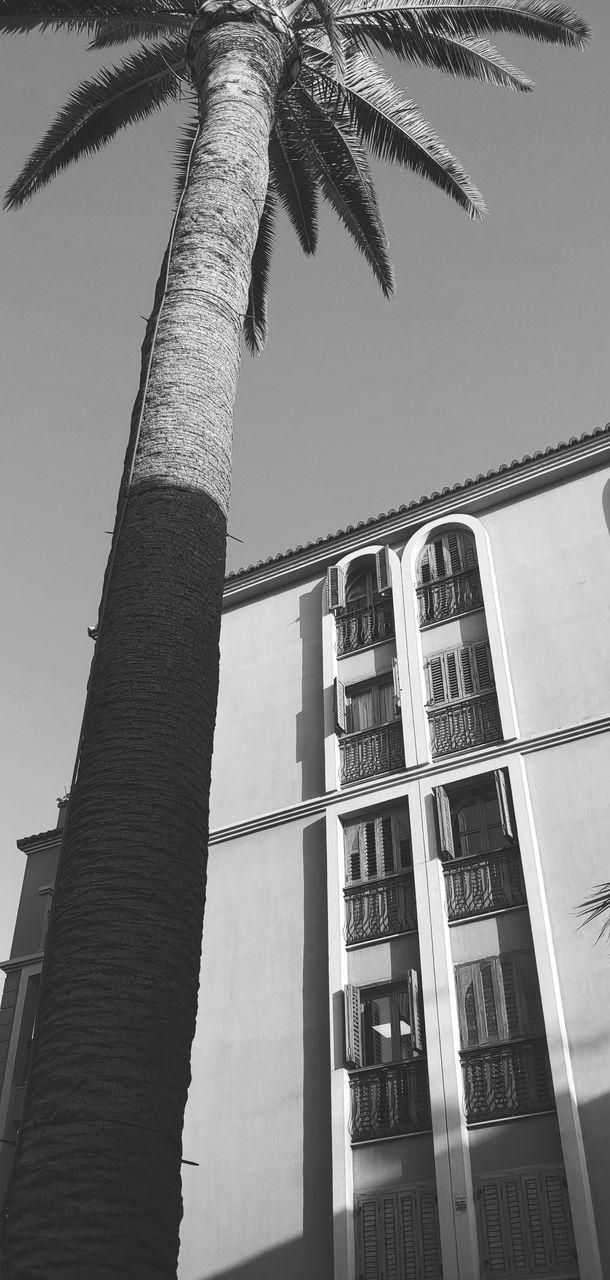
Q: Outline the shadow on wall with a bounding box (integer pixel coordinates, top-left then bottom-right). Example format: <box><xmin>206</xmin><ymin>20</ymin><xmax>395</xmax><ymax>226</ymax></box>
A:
<box><xmin>296</xmin><ymin>584</ymin><xmax>325</xmax><ymax>801</ymax></box>
<box><xmin>602</xmin><ymin>478</ymin><xmax>610</xmax><ymax>538</ymax></box>
<box><xmin>302</xmin><ymin>820</ymin><xmax>334</xmax><ymax>1278</ymax></box>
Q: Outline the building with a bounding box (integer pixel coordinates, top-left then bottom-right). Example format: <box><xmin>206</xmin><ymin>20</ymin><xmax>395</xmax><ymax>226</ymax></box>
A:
<box><xmin>2</xmin><ymin>426</ymin><xmax>610</xmax><ymax>1280</ymax></box>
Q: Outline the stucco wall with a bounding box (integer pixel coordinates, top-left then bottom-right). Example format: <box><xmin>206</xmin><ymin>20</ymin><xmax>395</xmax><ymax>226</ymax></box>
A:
<box><xmin>210</xmin><ymin>579</ymin><xmax>325</xmax><ymax>831</ymax></box>
<box><xmin>179</xmin><ymin>815</ymin><xmax>333</xmax><ymax>1280</ymax></box>
<box><xmin>481</xmin><ymin>468</ymin><xmax>610</xmax><ymax>738</ymax></box>
<box><xmin>526</xmin><ymin>733</ymin><xmax>610</xmax><ymax>1271</ymax></box>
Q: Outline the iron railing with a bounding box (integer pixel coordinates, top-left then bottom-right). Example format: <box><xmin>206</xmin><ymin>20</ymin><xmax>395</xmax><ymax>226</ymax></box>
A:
<box><xmin>349</xmin><ymin>1060</ymin><xmax>431</xmax><ymax>1142</ymax></box>
<box><xmin>428</xmin><ymin>693</ymin><xmax>502</xmax><ymax>757</ymax></box>
<box><xmin>417</xmin><ymin>568</ymin><xmax>483</xmax><ymax>626</ymax></box>
<box><xmin>340</xmin><ymin>722</ymin><xmax>405</xmax><ymax>785</ymax></box>
<box><xmin>344</xmin><ymin>872</ymin><xmax>416</xmax><ymax>945</ymax></box>
<box><xmin>336</xmin><ymin>600</ymin><xmax>395</xmax><ymax>655</ymax></box>
<box><xmin>445</xmin><ymin>848</ymin><xmax>526</xmax><ymax>922</ymax></box>
<box><xmin>461</xmin><ymin>1037</ymin><xmax>554</xmax><ymax>1124</ymax></box>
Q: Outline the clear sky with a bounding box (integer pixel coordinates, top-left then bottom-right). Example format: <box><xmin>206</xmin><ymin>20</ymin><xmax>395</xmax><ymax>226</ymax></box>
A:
<box><xmin>0</xmin><ymin>1</ymin><xmax>608</xmax><ymax>959</ymax></box>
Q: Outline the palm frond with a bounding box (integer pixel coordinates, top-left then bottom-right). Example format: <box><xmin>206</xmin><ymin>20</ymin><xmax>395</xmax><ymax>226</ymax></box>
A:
<box><xmin>269</xmin><ymin>115</ymin><xmax>318</xmax><ymax>254</ymax></box>
<box><xmin>339</xmin><ymin>21</ymin><xmax>533</xmax><ymax>88</ymax></box>
<box><xmin>5</xmin><ymin>39</ymin><xmax>185</xmax><ymax>208</ymax></box>
<box><xmin>316</xmin><ymin>49</ymin><xmax>487</xmax><ymax>218</ymax></box>
<box><xmin>172</xmin><ymin>111</ymin><xmax>200</xmax><ymax>203</ymax></box>
<box><xmin>286</xmin><ymin>86</ymin><xmax>395</xmax><ymax>295</ymax></box>
<box><xmin>334</xmin><ymin>0</ymin><xmax>590</xmax><ymax>50</ymax></box>
<box><xmin>578</xmin><ymin>885</ymin><xmax>610</xmax><ymax>943</ymax></box>
<box><xmin>303</xmin><ymin>0</ymin><xmax>347</xmax><ymax>79</ymax></box>
<box><xmin>244</xmin><ymin>185</ymin><xmax>276</xmax><ymax>354</ymax></box>
<box><xmin>0</xmin><ymin>0</ymin><xmax>164</xmax><ymax>36</ymax></box>
<box><xmin>89</xmin><ymin>16</ymin><xmax>186</xmax><ymax>47</ymax></box>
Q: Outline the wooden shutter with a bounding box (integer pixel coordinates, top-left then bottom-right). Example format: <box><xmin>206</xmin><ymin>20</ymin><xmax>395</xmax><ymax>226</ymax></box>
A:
<box><xmin>425</xmin><ymin>655</ymin><xmax>446</xmax><ymax>705</ymax></box>
<box><xmin>380</xmin><ymin>815</ymin><xmax>395</xmax><ymax>875</ymax></box>
<box><xmin>472</xmin><ymin>641</ymin><xmax>494</xmax><ymax>691</ymax></box>
<box><xmin>476</xmin><ymin>1168</ymin><xmax>577</xmax><ymax>1278</ymax></box>
<box><xmin>456</xmin><ymin>963</ymin><xmax>483</xmax><ymax>1047</ymax></box>
<box><xmin>476</xmin><ymin>1178</ymin><xmax>509</xmax><ymax>1274</ymax></box>
<box><xmin>446</xmin><ymin>530</ymin><xmax>462</xmax><ymax>576</ymax></box>
<box><xmin>407</xmin><ymin>970</ymin><xmax>423</xmax><ymax>1052</ymax></box>
<box><xmin>417</xmin><ymin>1186</ymin><xmax>443</xmax><ymax>1279</ymax></box>
<box><xmin>375</xmin><ymin>545</ymin><xmax>392</xmax><ymax>594</ymax></box>
<box><xmin>494</xmin><ymin>768</ymin><xmax>516</xmax><ymax>843</ymax></box>
<box><xmin>345</xmin><ymin>984</ymin><xmax>363</xmax><ymax>1068</ymax></box>
<box><xmin>327</xmin><ymin>564</ymin><xmax>345</xmax><ymax>612</ymax></box>
<box><xmin>398</xmin><ymin>1190</ymin><xmax>418</xmax><ymax>1278</ymax></box>
<box><xmin>392</xmin><ymin>657</ymin><xmax>401</xmax><ymax>710</ymax></box>
<box><xmin>543</xmin><ymin>1171</ymin><xmax>577</xmax><ymax>1269</ymax></box>
<box><xmin>434</xmin><ymin>785</ymin><xmax>455</xmax><ymax>859</ymax></box>
<box><xmin>394</xmin><ymin>810</ymin><xmax>412</xmax><ymax>869</ymax></box>
<box><xmin>334</xmin><ymin>677</ymin><xmax>347</xmax><ymax>734</ymax></box>
<box><xmin>356</xmin><ymin>1197</ymin><xmax>381</xmax><ymax>1280</ymax></box>
<box><xmin>419</xmin><ymin>546</ymin><xmax>433</xmax><ymax>585</ymax></box>
<box><xmin>344</xmin><ymin>822</ymin><xmax>363</xmax><ymax>884</ymax></box>
<box><xmin>381</xmin><ymin>1194</ymin><xmax>401</xmax><ymax>1280</ymax></box>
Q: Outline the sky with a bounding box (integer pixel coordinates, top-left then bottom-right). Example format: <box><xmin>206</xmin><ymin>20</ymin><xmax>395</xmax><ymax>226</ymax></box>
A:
<box><xmin>0</xmin><ymin>1</ymin><xmax>608</xmax><ymax>960</ymax></box>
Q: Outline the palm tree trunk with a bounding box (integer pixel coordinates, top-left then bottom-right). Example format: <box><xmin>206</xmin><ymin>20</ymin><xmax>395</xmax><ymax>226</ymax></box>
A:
<box><xmin>3</xmin><ymin>19</ymin><xmax>289</xmax><ymax>1280</ymax></box>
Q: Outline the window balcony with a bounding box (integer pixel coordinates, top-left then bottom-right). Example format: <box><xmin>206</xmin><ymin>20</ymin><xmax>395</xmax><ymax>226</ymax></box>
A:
<box><xmin>445</xmin><ymin>847</ymin><xmax>526</xmax><ymax>922</ymax></box>
<box><xmin>417</xmin><ymin>568</ymin><xmax>483</xmax><ymax>627</ymax></box>
<box><xmin>336</xmin><ymin>599</ymin><xmax>395</xmax><ymax>655</ymax></box>
<box><xmin>344</xmin><ymin>871</ymin><xmax>417</xmax><ymax>946</ymax></box>
<box><xmin>428</xmin><ymin>693</ymin><xmax>502</xmax><ymax>757</ymax></box>
<box><xmin>461</xmin><ymin>1037</ymin><xmax>554</xmax><ymax>1124</ymax></box>
<box><xmin>349</xmin><ymin>1060</ymin><xmax>431</xmax><ymax>1142</ymax></box>
<box><xmin>340</xmin><ymin>722</ymin><xmax>405</xmax><ymax>785</ymax></box>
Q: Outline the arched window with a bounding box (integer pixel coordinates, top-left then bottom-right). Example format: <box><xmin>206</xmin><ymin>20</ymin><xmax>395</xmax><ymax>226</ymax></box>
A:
<box><xmin>417</xmin><ymin>529</ymin><xmax>482</xmax><ymax>626</ymax></box>
<box><xmin>328</xmin><ymin>548</ymin><xmax>394</xmax><ymax>654</ymax></box>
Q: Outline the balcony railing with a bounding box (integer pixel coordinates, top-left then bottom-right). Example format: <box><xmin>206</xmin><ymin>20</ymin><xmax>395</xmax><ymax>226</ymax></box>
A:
<box><xmin>344</xmin><ymin>872</ymin><xmax>416</xmax><ymax>945</ymax></box>
<box><xmin>336</xmin><ymin>600</ymin><xmax>395</xmax><ymax>655</ymax></box>
<box><xmin>417</xmin><ymin>568</ymin><xmax>483</xmax><ymax>626</ymax></box>
<box><xmin>349</xmin><ymin>1060</ymin><xmax>431</xmax><ymax>1142</ymax></box>
<box><xmin>340</xmin><ymin>722</ymin><xmax>405</xmax><ymax>785</ymax></box>
<box><xmin>461</xmin><ymin>1037</ymin><xmax>554</xmax><ymax>1124</ymax></box>
<box><xmin>428</xmin><ymin>693</ymin><xmax>502</xmax><ymax>757</ymax></box>
<box><xmin>445</xmin><ymin>847</ymin><xmax>526</xmax><ymax>922</ymax></box>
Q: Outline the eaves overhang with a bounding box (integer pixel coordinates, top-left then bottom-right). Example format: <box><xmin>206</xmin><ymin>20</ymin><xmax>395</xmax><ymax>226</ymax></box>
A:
<box><xmin>222</xmin><ymin>425</ymin><xmax>610</xmax><ymax>610</ymax></box>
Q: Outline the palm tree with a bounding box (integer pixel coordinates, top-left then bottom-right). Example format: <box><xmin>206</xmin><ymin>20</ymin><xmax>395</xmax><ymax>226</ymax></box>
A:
<box><xmin>0</xmin><ymin>0</ymin><xmax>588</xmax><ymax>1275</ymax></box>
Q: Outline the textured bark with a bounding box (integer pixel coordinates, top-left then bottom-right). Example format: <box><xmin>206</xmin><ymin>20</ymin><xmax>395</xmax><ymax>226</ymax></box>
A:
<box><xmin>3</xmin><ymin>19</ymin><xmax>288</xmax><ymax>1280</ymax></box>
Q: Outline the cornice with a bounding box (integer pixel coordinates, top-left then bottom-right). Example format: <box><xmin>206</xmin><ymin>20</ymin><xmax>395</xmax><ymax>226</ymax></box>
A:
<box><xmin>208</xmin><ymin>714</ymin><xmax>610</xmax><ymax>845</ymax></box>
<box><xmin>222</xmin><ymin>428</ymin><xmax>610</xmax><ymax>609</ymax></box>
<box><xmin>0</xmin><ymin>953</ymin><xmax>43</xmax><ymax>975</ymax></box>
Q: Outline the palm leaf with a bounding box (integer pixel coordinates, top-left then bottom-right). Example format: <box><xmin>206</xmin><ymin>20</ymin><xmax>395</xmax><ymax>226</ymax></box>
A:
<box><xmin>269</xmin><ymin>117</ymin><xmax>318</xmax><ymax>254</ymax></box>
<box><xmin>5</xmin><ymin>39</ymin><xmax>185</xmax><ymax>208</ymax></box>
<box><xmin>334</xmin><ymin>0</ymin><xmax>590</xmax><ymax>49</ymax></box>
<box><xmin>578</xmin><ymin>884</ymin><xmax>610</xmax><ymax>943</ymax></box>
<box><xmin>304</xmin><ymin>0</ymin><xmax>347</xmax><ymax>79</ymax></box>
<box><xmin>286</xmin><ymin>86</ymin><xmax>395</xmax><ymax>295</ymax></box>
<box><xmin>316</xmin><ymin>49</ymin><xmax>487</xmax><ymax>218</ymax></box>
<box><xmin>172</xmin><ymin>111</ymin><xmax>200</xmax><ymax>204</ymax></box>
<box><xmin>0</xmin><ymin>0</ymin><xmax>162</xmax><ymax>35</ymax></box>
<box><xmin>244</xmin><ymin>185</ymin><xmax>276</xmax><ymax>354</ymax></box>
<box><xmin>89</xmin><ymin>16</ymin><xmax>187</xmax><ymax>47</ymax></box>
<box><xmin>339</xmin><ymin>21</ymin><xmax>533</xmax><ymax>88</ymax></box>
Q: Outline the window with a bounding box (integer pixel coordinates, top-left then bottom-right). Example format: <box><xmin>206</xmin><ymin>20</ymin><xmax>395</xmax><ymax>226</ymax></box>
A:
<box><xmin>345</xmin><ymin>975</ymin><xmax>423</xmax><ymax>1068</ymax></box>
<box><xmin>455</xmin><ymin>951</ymin><xmax>544</xmax><ymax>1048</ymax></box>
<box><xmin>356</xmin><ymin>1184</ymin><xmax>442</xmax><ymax>1280</ymax></box>
<box><xmin>343</xmin><ymin>808</ymin><xmax>411</xmax><ymax>884</ymax></box>
<box><xmin>425</xmin><ymin>642</ymin><xmax>494</xmax><ymax>707</ymax></box>
<box><xmin>418</xmin><ymin>530</ymin><xmax>477</xmax><ymax>584</ymax></box>
<box><xmin>327</xmin><ymin>547</ymin><xmax>392</xmax><ymax>613</ymax></box>
<box><xmin>475</xmin><ymin>1168</ymin><xmax>577</xmax><ymax>1277</ymax></box>
<box><xmin>347</xmin><ymin>678</ymin><xmax>396</xmax><ymax>733</ymax></box>
<box><xmin>434</xmin><ymin>770</ymin><xmax>515</xmax><ymax>861</ymax></box>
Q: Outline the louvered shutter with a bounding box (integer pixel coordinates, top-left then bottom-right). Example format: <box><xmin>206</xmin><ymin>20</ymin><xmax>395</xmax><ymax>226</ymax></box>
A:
<box><xmin>392</xmin><ymin>657</ymin><xmax>401</xmax><ymax>710</ymax></box>
<box><xmin>447</xmin><ymin>531</ymin><xmax>462</xmax><ymax>576</ymax></box>
<box><xmin>476</xmin><ymin>1178</ymin><xmax>510</xmax><ymax>1274</ymax></box>
<box><xmin>398</xmin><ymin>1189</ymin><xmax>418</xmax><ymax>1279</ymax></box>
<box><xmin>334</xmin><ymin>677</ymin><xmax>347</xmax><ymax>734</ymax></box>
<box><xmin>425</xmin><ymin>656</ymin><xmax>446</xmax><ymax>705</ymax></box>
<box><xmin>408</xmin><ymin>970</ymin><xmax>423</xmax><ymax>1052</ymax></box>
<box><xmin>381</xmin><ymin>1194</ymin><xmax>401</xmax><ymax>1280</ymax></box>
<box><xmin>419</xmin><ymin>546</ymin><xmax>433</xmax><ymax>585</ymax></box>
<box><xmin>357</xmin><ymin>1197</ymin><xmax>381</xmax><ymax>1280</ymax></box>
<box><xmin>434</xmin><ymin>785</ymin><xmax>455</xmax><ymax>859</ymax></box>
<box><xmin>345</xmin><ymin>822</ymin><xmax>363</xmax><ymax>884</ymax></box>
<box><xmin>495</xmin><ymin>768</ymin><xmax>516</xmax><ymax>843</ymax></box>
<box><xmin>375</xmin><ymin>545</ymin><xmax>392</xmax><ymax>594</ymax></box>
<box><xmin>499</xmin><ymin>954</ymin><xmax>523</xmax><ymax>1039</ymax></box>
<box><xmin>462</xmin><ymin>532</ymin><xmax>477</xmax><ymax>569</ymax></box>
<box><xmin>458</xmin><ymin>646</ymin><xmax>475</xmax><ymax>697</ymax></box>
<box><xmin>364</xmin><ymin>821</ymin><xmax>378</xmax><ymax>879</ymax></box>
<box><xmin>543</xmin><ymin>1171</ymin><xmax>577</xmax><ymax>1269</ymax></box>
<box><xmin>445</xmin><ymin>650</ymin><xmax>461</xmax><ymax>700</ymax></box>
<box><xmin>380</xmin><ymin>815</ymin><xmax>395</xmax><ymax>875</ymax></box>
<box><xmin>472</xmin><ymin>641</ymin><xmax>495</xmax><ymax>691</ymax></box>
<box><xmin>456</xmin><ymin>963</ymin><xmax>482</xmax><ymax>1047</ymax></box>
<box><xmin>417</xmin><ymin>1187</ymin><xmax>443</xmax><ymax>1279</ymax></box>
<box><xmin>394</xmin><ymin>811</ymin><xmax>412</xmax><ymax>869</ymax></box>
<box><xmin>522</xmin><ymin>1174</ymin><xmax>548</xmax><ymax>1270</ymax></box>
<box><xmin>480</xmin><ymin>962</ymin><xmax>500</xmax><ymax>1040</ymax></box>
<box><xmin>345</xmin><ymin>984</ymin><xmax>363</xmax><ymax>1068</ymax></box>
<box><xmin>327</xmin><ymin>564</ymin><xmax>346</xmax><ymax>612</ymax></box>
<box><xmin>432</xmin><ymin>538</ymin><xmax>446</xmax><ymax>579</ymax></box>
<box><xmin>513</xmin><ymin>951</ymin><xmax>544</xmax><ymax>1035</ymax></box>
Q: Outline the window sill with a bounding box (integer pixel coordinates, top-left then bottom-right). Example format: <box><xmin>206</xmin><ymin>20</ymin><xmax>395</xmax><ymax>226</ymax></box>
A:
<box><xmin>466</xmin><ymin>1108</ymin><xmax>556</xmax><ymax>1130</ymax></box>
<box><xmin>447</xmin><ymin>903</ymin><xmax>528</xmax><ymax>927</ymax></box>
<box><xmin>350</xmin><ymin>1126</ymin><xmax>432</xmax><ymax>1147</ymax></box>
<box><xmin>418</xmin><ymin>605</ymin><xmax>484</xmax><ymax>632</ymax></box>
<box><xmin>345</xmin><ymin>928</ymin><xmax>418</xmax><ymax>951</ymax></box>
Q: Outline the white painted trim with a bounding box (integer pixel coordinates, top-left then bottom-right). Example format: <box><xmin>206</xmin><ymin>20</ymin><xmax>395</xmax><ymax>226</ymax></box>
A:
<box><xmin>400</xmin><ymin>513</ymin><xmax>519</xmax><ymax>765</ymax></box>
<box><xmin>0</xmin><ymin>962</ymin><xmax>42</xmax><ymax>1152</ymax></box>
<box><xmin>325</xmin><ymin>808</ymin><xmax>355</xmax><ymax>1280</ymax></box>
<box><xmin>206</xmin><ymin>717</ymin><xmax>610</xmax><ymax>847</ymax></box>
<box><xmin>223</xmin><ymin>434</ymin><xmax>610</xmax><ymax>607</ymax></box>
<box><xmin>510</xmin><ymin>757</ymin><xmax>603</xmax><ymax>1280</ymax></box>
